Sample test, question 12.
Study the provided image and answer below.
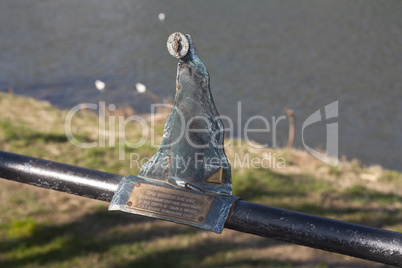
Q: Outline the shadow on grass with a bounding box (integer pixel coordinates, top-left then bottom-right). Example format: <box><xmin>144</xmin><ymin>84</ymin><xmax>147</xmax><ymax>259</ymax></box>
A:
<box><xmin>0</xmin><ymin>209</ymin><xmax>157</xmax><ymax>266</ymax></box>
<box><xmin>211</xmin><ymin>259</ymin><xmax>385</xmax><ymax>268</ymax></box>
<box><xmin>115</xmin><ymin>243</ymin><xmax>293</xmax><ymax>268</ymax></box>
<box><xmin>115</xmin><ymin>237</ymin><xmax>386</xmax><ymax>268</ymax></box>
<box><xmin>0</xmin><ymin>208</ymin><xmax>287</xmax><ymax>267</ymax></box>
<box><xmin>0</xmin><ymin>204</ymin><xmax>396</xmax><ymax>267</ymax></box>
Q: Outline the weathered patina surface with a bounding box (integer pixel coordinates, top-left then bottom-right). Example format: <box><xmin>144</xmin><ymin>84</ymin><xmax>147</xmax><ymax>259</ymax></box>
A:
<box><xmin>109</xmin><ymin>33</ymin><xmax>236</xmax><ymax>233</ymax></box>
<box><xmin>139</xmin><ymin>33</ymin><xmax>232</xmax><ymax>195</ymax></box>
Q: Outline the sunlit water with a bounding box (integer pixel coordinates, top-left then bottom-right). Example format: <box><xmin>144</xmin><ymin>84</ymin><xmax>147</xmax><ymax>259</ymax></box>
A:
<box><xmin>0</xmin><ymin>0</ymin><xmax>401</xmax><ymax>170</ymax></box>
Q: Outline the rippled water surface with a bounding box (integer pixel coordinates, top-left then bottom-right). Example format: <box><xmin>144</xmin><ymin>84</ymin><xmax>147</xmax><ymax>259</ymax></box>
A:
<box><xmin>0</xmin><ymin>0</ymin><xmax>401</xmax><ymax>170</ymax></box>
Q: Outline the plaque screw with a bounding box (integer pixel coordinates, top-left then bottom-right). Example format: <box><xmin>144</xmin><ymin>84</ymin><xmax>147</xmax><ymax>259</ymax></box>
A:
<box><xmin>127</xmin><ymin>201</ymin><xmax>133</xmax><ymax>206</ymax></box>
<box><xmin>198</xmin><ymin>216</ymin><xmax>205</xmax><ymax>223</ymax></box>
<box><xmin>167</xmin><ymin>32</ymin><xmax>189</xmax><ymax>58</ymax></box>
<box><xmin>135</xmin><ymin>182</ymin><xmax>141</xmax><ymax>187</ymax></box>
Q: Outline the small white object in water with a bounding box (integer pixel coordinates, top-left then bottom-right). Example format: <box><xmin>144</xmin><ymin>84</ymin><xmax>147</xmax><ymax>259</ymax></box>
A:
<box><xmin>158</xmin><ymin>13</ymin><xmax>165</xmax><ymax>21</ymax></box>
<box><xmin>135</xmin><ymin>82</ymin><xmax>146</xmax><ymax>93</ymax></box>
<box><xmin>95</xmin><ymin>80</ymin><xmax>105</xmax><ymax>91</ymax></box>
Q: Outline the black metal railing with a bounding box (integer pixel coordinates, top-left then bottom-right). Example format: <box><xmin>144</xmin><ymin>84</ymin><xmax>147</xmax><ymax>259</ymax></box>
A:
<box><xmin>0</xmin><ymin>150</ymin><xmax>401</xmax><ymax>267</ymax></box>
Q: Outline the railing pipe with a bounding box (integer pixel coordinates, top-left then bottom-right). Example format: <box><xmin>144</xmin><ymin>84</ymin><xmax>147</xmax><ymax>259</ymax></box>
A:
<box><xmin>0</xmin><ymin>151</ymin><xmax>401</xmax><ymax>267</ymax></box>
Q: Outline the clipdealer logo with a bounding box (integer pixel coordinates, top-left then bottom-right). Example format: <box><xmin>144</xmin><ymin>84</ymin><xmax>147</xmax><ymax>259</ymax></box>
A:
<box><xmin>64</xmin><ymin>101</ymin><xmax>339</xmax><ymax>167</ymax></box>
<box><xmin>302</xmin><ymin>101</ymin><xmax>338</xmax><ymax>167</ymax></box>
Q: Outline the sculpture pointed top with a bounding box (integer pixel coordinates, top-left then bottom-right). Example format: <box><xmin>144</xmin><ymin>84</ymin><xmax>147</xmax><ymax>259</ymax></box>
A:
<box><xmin>139</xmin><ymin>32</ymin><xmax>232</xmax><ymax>195</ymax></box>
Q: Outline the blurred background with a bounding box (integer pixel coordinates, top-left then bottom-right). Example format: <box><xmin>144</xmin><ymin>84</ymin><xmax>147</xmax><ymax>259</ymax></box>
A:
<box><xmin>0</xmin><ymin>1</ymin><xmax>401</xmax><ymax>267</ymax></box>
<box><xmin>0</xmin><ymin>0</ymin><xmax>401</xmax><ymax>170</ymax></box>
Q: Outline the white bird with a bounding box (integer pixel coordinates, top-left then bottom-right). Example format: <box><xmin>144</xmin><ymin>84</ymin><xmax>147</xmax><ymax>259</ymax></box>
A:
<box><xmin>95</xmin><ymin>80</ymin><xmax>105</xmax><ymax>91</ymax></box>
<box><xmin>135</xmin><ymin>82</ymin><xmax>147</xmax><ymax>94</ymax></box>
<box><xmin>158</xmin><ymin>13</ymin><xmax>165</xmax><ymax>21</ymax></box>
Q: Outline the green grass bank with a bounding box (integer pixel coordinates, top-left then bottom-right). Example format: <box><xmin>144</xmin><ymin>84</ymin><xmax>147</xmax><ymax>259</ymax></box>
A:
<box><xmin>0</xmin><ymin>93</ymin><xmax>400</xmax><ymax>267</ymax></box>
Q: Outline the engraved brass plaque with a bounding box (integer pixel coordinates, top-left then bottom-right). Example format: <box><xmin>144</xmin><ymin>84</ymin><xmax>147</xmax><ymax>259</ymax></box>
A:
<box><xmin>126</xmin><ymin>183</ymin><xmax>214</xmax><ymax>224</ymax></box>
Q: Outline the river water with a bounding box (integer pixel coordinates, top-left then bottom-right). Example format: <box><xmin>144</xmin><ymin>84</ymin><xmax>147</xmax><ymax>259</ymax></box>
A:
<box><xmin>0</xmin><ymin>0</ymin><xmax>401</xmax><ymax>170</ymax></box>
